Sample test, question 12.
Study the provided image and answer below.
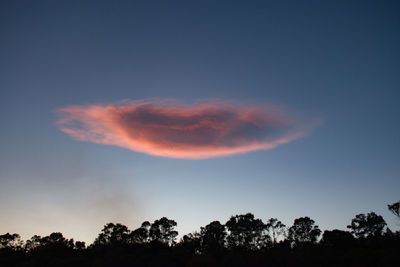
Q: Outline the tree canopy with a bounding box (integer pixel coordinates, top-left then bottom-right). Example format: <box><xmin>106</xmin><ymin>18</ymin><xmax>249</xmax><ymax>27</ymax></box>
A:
<box><xmin>1</xmin><ymin>208</ymin><xmax>399</xmax><ymax>267</ymax></box>
<box><xmin>347</xmin><ymin>212</ymin><xmax>387</xmax><ymax>238</ymax></box>
<box><xmin>288</xmin><ymin>217</ymin><xmax>321</xmax><ymax>245</ymax></box>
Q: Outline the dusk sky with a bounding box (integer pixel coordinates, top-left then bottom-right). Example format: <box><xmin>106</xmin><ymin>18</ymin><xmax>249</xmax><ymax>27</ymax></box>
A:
<box><xmin>1</xmin><ymin>0</ymin><xmax>399</xmax><ymax>244</ymax></box>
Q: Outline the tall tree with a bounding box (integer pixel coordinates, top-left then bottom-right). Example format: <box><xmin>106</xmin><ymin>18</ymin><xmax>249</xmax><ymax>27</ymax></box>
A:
<box><xmin>347</xmin><ymin>212</ymin><xmax>387</xmax><ymax>238</ymax></box>
<box><xmin>149</xmin><ymin>217</ymin><xmax>178</xmax><ymax>246</ymax></box>
<box><xmin>200</xmin><ymin>221</ymin><xmax>226</xmax><ymax>253</ymax></box>
<box><xmin>288</xmin><ymin>217</ymin><xmax>321</xmax><ymax>245</ymax></box>
<box><xmin>225</xmin><ymin>213</ymin><xmax>269</xmax><ymax>250</ymax></box>
<box><xmin>266</xmin><ymin>218</ymin><xmax>286</xmax><ymax>245</ymax></box>
<box><xmin>93</xmin><ymin>223</ymin><xmax>130</xmax><ymax>246</ymax></box>
<box><xmin>129</xmin><ymin>221</ymin><xmax>151</xmax><ymax>244</ymax></box>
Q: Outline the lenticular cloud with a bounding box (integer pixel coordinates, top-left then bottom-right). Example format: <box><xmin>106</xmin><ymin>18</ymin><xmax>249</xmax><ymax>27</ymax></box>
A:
<box><xmin>56</xmin><ymin>99</ymin><xmax>314</xmax><ymax>159</ymax></box>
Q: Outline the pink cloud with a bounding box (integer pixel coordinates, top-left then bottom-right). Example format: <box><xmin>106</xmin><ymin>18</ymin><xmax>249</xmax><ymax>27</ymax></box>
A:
<box><xmin>55</xmin><ymin>99</ymin><xmax>317</xmax><ymax>159</ymax></box>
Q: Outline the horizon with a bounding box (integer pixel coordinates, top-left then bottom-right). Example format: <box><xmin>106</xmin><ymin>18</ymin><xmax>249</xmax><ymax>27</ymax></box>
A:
<box><xmin>2</xmin><ymin>208</ymin><xmax>398</xmax><ymax>245</ymax></box>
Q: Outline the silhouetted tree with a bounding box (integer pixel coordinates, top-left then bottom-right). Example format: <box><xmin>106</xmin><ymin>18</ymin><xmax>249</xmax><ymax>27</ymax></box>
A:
<box><xmin>74</xmin><ymin>241</ymin><xmax>86</xmax><ymax>250</ymax></box>
<box><xmin>200</xmin><ymin>221</ymin><xmax>226</xmax><ymax>253</ymax></box>
<box><xmin>93</xmin><ymin>223</ymin><xmax>130</xmax><ymax>246</ymax></box>
<box><xmin>225</xmin><ymin>213</ymin><xmax>269</xmax><ymax>250</ymax></box>
<box><xmin>347</xmin><ymin>212</ymin><xmax>387</xmax><ymax>238</ymax></box>
<box><xmin>265</xmin><ymin>218</ymin><xmax>286</xmax><ymax>245</ymax></box>
<box><xmin>23</xmin><ymin>232</ymin><xmax>75</xmax><ymax>252</ymax></box>
<box><xmin>0</xmin><ymin>233</ymin><xmax>23</xmax><ymax>251</ymax></box>
<box><xmin>149</xmin><ymin>217</ymin><xmax>178</xmax><ymax>246</ymax></box>
<box><xmin>179</xmin><ymin>232</ymin><xmax>201</xmax><ymax>254</ymax></box>
<box><xmin>25</xmin><ymin>235</ymin><xmax>42</xmax><ymax>252</ymax></box>
<box><xmin>2</xmin><ymin>209</ymin><xmax>400</xmax><ymax>267</ymax></box>
<box><xmin>388</xmin><ymin>201</ymin><xmax>400</xmax><ymax>220</ymax></box>
<box><xmin>129</xmin><ymin>221</ymin><xmax>151</xmax><ymax>244</ymax></box>
<box><xmin>321</xmin><ymin>229</ymin><xmax>355</xmax><ymax>248</ymax></box>
<box><xmin>40</xmin><ymin>232</ymin><xmax>74</xmax><ymax>249</ymax></box>
<box><xmin>288</xmin><ymin>217</ymin><xmax>321</xmax><ymax>245</ymax></box>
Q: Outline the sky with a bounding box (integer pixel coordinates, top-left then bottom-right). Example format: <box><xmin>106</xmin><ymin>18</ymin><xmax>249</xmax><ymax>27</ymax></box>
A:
<box><xmin>1</xmin><ymin>0</ymin><xmax>399</xmax><ymax>244</ymax></box>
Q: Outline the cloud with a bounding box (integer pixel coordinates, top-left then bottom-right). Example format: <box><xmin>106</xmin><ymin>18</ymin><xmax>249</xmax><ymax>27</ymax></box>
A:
<box><xmin>55</xmin><ymin>99</ymin><xmax>317</xmax><ymax>159</ymax></box>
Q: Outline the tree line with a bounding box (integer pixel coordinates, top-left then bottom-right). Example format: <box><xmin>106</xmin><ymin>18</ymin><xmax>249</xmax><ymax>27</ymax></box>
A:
<box><xmin>1</xmin><ymin>201</ymin><xmax>399</xmax><ymax>266</ymax></box>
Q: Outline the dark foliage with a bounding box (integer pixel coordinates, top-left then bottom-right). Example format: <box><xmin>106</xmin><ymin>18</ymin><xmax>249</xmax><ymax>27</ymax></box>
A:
<box><xmin>225</xmin><ymin>213</ymin><xmax>268</xmax><ymax>250</ymax></box>
<box><xmin>1</xmin><ymin>209</ymin><xmax>399</xmax><ymax>267</ymax></box>
<box><xmin>200</xmin><ymin>221</ymin><xmax>226</xmax><ymax>253</ymax></box>
<box><xmin>388</xmin><ymin>201</ymin><xmax>400</xmax><ymax>219</ymax></box>
<box><xmin>288</xmin><ymin>216</ymin><xmax>321</xmax><ymax>246</ymax></box>
<box><xmin>347</xmin><ymin>212</ymin><xmax>387</xmax><ymax>238</ymax></box>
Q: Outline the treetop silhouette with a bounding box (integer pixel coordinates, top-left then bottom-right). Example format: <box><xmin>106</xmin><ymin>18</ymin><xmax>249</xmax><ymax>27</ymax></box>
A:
<box><xmin>1</xmin><ymin>206</ymin><xmax>399</xmax><ymax>267</ymax></box>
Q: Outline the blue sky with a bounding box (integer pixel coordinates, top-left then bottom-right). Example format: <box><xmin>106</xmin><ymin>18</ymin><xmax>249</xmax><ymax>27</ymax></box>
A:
<box><xmin>1</xmin><ymin>0</ymin><xmax>399</xmax><ymax>243</ymax></box>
